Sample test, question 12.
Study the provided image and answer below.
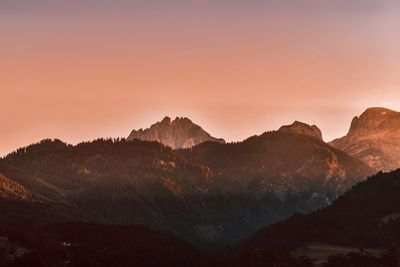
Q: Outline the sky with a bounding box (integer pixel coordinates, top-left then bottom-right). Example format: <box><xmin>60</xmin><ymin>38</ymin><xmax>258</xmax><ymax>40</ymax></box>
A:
<box><xmin>0</xmin><ymin>0</ymin><xmax>400</xmax><ymax>156</ymax></box>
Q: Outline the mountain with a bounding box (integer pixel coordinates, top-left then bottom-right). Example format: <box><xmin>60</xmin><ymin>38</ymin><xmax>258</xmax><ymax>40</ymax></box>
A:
<box><xmin>0</xmin><ymin>139</ymin><xmax>215</xmax><ymax>227</ymax></box>
<box><xmin>182</xmin><ymin>121</ymin><xmax>372</xmax><ymax>197</ymax></box>
<box><xmin>230</xmin><ymin>169</ymin><xmax>400</xmax><ymax>266</ymax></box>
<box><xmin>178</xmin><ymin>121</ymin><xmax>372</xmax><ymax>245</ymax></box>
<box><xmin>330</xmin><ymin>107</ymin><xmax>400</xmax><ymax>171</ymax></box>
<box><xmin>128</xmin><ymin>116</ymin><xmax>225</xmax><ymax>149</ymax></box>
<box><xmin>0</xmin><ymin>138</ymin><xmax>239</xmax><ymax>248</ymax></box>
<box><xmin>0</xmin><ymin>122</ymin><xmax>372</xmax><ymax>249</ymax></box>
<box><xmin>246</xmin><ymin>170</ymin><xmax>400</xmax><ymax>248</ymax></box>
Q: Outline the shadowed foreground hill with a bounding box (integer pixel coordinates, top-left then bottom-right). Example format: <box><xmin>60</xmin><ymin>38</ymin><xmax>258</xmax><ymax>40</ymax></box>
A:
<box><xmin>208</xmin><ymin>170</ymin><xmax>400</xmax><ymax>266</ymax></box>
<box><xmin>239</xmin><ymin>169</ymin><xmax>400</xmax><ymax>252</ymax></box>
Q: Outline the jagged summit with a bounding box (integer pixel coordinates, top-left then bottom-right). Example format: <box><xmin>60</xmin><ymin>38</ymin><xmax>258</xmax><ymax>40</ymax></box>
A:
<box><xmin>128</xmin><ymin>117</ymin><xmax>225</xmax><ymax>149</ymax></box>
<box><xmin>278</xmin><ymin>121</ymin><xmax>323</xmax><ymax>140</ymax></box>
<box><xmin>330</xmin><ymin>107</ymin><xmax>400</xmax><ymax>171</ymax></box>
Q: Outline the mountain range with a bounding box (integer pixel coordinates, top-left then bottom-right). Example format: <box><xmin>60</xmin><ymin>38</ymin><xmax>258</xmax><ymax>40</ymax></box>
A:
<box><xmin>0</xmin><ymin>107</ymin><xmax>399</xmax><ymax>254</ymax></box>
<box><xmin>0</xmin><ymin>119</ymin><xmax>373</xmax><ymax>249</ymax></box>
<box><xmin>129</xmin><ymin>108</ymin><xmax>400</xmax><ymax>172</ymax></box>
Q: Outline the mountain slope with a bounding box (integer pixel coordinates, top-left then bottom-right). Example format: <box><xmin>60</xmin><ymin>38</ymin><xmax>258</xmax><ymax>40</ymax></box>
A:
<box><xmin>0</xmin><ymin>172</ymin><xmax>74</xmax><ymax>226</ymax></box>
<box><xmin>0</xmin><ymin>139</ymin><xmax>240</xmax><ymax>247</ymax></box>
<box><xmin>0</xmin><ymin>173</ymin><xmax>36</xmax><ymax>201</ymax></box>
<box><xmin>128</xmin><ymin>117</ymin><xmax>225</xmax><ymax>149</ymax></box>
<box><xmin>240</xmin><ymin>169</ymin><xmax>400</xmax><ymax>252</ymax></box>
<box><xmin>0</xmin><ymin>139</ymin><xmax>214</xmax><ymax>224</ymax></box>
<box><xmin>179</xmin><ymin>122</ymin><xmax>373</xmax><ymax>246</ymax></box>
<box><xmin>330</xmin><ymin>107</ymin><xmax>400</xmax><ymax>171</ymax></box>
<box><xmin>217</xmin><ymin>170</ymin><xmax>400</xmax><ymax>266</ymax></box>
<box><xmin>0</xmin><ymin>139</ymin><xmax>213</xmax><ymax>199</ymax></box>
<box><xmin>1</xmin><ymin>138</ymin><xmax>325</xmax><ymax>248</ymax></box>
<box><xmin>182</xmin><ymin>121</ymin><xmax>372</xmax><ymax>198</ymax></box>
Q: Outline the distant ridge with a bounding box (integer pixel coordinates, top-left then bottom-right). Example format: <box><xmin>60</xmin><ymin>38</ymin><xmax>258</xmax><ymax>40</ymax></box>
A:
<box><xmin>128</xmin><ymin>116</ymin><xmax>225</xmax><ymax>149</ymax></box>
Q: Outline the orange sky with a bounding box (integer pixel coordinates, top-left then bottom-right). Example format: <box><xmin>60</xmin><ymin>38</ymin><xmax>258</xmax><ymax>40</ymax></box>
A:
<box><xmin>1</xmin><ymin>1</ymin><xmax>400</xmax><ymax>156</ymax></box>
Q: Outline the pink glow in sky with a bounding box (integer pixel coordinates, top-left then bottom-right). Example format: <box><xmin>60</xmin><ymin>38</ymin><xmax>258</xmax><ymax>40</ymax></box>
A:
<box><xmin>1</xmin><ymin>0</ymin><xmax>400</xmax><ymax>155</ymax></box>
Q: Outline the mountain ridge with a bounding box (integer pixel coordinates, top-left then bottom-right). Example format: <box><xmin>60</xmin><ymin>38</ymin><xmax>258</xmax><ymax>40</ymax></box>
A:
<box><xmin>0</xmin><ymin>129</ymin><xmax>372</xmax><ymax>248</ymax></box>
<box><xmin>0</xmin><ymin>117</ymin><xmax>376</xmax><ymax>248</ymax></box>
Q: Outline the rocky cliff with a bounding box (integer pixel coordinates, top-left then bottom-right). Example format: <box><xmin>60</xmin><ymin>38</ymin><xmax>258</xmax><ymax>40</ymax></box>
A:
<box><xmin>128</xmin><ymin>117</ymin><xmax>225</xmax><ymax>149</ymax></box>
<box><xmin>330</xmin><ymin>107</ymin><xmax>400</xmax><ymax>171</ymax></box>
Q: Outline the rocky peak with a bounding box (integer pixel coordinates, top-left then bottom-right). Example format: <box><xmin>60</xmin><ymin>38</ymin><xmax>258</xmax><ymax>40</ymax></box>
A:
<box><xmin>330</xmin><ymin>107</ymin><xmax>400</xmax><ymax>171</ymax></box>
<box><xmin>128</xmin><ymin>117</ymin><xmax>225</xmax><ymax>149</ymax></box>
<box><xmin>278</xmin><ymin>121</ymin><xmax>323</xmax><ymax>141</ymax></box>
<box><xmin>348</xmin><ymin>107</ymin><xmax>400</xmax><ymax>137</ymax></box>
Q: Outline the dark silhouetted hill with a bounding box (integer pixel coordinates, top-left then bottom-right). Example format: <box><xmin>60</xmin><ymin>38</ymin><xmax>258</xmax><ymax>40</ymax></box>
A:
<box><xmin>240</xmin><ymin>169</ymin><xmax>400</xmax><ymax>251</ymax></box>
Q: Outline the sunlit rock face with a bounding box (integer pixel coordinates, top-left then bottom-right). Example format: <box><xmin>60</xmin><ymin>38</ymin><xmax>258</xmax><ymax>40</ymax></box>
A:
<box><xmin>330</xmin><ymin>107</ymin><xmax>400</xmax><ymax>171</ymax></box>
<box><xmin>128</xmin><ymin>116</ymin><xmax>225</xmax><ymax>149</ymax></box>
<box><xmin>278</xmin><ymin>121</ymin><xmax>323</xmax><ymax>141</ymax></box>
<box><xmin>0</xmin><ymin>173</ymin><xmax>35</xmax><ymax>201</ymax></box>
